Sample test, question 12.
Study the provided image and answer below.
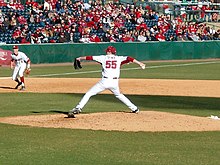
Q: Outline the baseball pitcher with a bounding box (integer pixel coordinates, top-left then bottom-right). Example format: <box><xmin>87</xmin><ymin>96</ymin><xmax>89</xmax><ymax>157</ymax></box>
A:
<box><xmin>11</xmin><ymin>45</ymin><xmax>31</xmax><ymax>90</ymax></box>
<box><xmin>68</xmin><ymin>46</ymin><xmax>145</xmax><ymax>118</ymax></box>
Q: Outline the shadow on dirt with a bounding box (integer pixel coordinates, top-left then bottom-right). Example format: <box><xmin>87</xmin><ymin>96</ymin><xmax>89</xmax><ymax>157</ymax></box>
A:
<box><xmin>30</xmin><ymin>110</ymin><xmax>68</xmax><ymax>115</ymax></box>
<box><xmin>0</xmin><ymin>86</ymin><xmax>15</xmax><ymax>89</ymax></box>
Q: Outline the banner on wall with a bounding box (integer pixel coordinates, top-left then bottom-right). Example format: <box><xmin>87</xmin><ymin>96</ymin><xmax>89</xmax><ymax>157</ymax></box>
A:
<box><xmin>0</xmin><ymin>48</ymin><xmax>12</xmax><ymax>66</ymax></box>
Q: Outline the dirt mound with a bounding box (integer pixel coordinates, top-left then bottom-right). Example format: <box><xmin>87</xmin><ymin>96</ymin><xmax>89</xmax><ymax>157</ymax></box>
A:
<box><xmin>0</xmin><ymin>111</ymin><xmax>220</xmax><ymax>132</ymax></box>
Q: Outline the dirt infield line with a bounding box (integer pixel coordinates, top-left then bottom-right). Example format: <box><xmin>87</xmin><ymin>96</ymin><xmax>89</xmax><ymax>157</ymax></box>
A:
<box><xmin>1</xmin><ymin>78</ymin><xmax>220</xmax><ymax>98</ymax></box>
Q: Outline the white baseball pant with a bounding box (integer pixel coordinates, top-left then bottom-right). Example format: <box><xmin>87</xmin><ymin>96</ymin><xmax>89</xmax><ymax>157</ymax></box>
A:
<box><xmin>75</xmin><ymin>78</ymin><xmax>138</xmax><ymax>111</ymax></box>
<box><xmin>12</xmin><ymin>63</ymin><xmax>26</xmax><ymax>80</ymax></box>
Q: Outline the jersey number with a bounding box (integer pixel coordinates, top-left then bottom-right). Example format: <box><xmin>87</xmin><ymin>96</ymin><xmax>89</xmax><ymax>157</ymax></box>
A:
<box><xmin>106</xmin><ymin>60</ymin><xmax>117</xmax><ymax>69</ymax></box>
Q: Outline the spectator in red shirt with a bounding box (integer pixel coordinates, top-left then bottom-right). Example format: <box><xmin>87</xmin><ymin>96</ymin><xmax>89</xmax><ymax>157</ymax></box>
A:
<box><xmin>156</xmin><ymin>30</ymin><xmax>166</xmax><ymax>41</ymax></box>
<box><xmin>188</xmin><ymin>23</ymin><xmax>197</xmax><ymax>34</ymax></box>
<box><xmin>17</xmin><ymin>15</ymin><xmax>27</xmax><ymax>25</ymax></box>
<box><xmin>136</xmin><ymin>21</ymin><xmax>148</xmax><ymax>31</ymax></box>
<box><xmin>89</xmin><ymin>34</ymin><xmax>101</xmax><ymax>42</ymax></box>
<box><xmin>121</xmin><ymin>33</ymin><xmax>134</xmax><ymax>42</ymax></box>
<box><xmin>12</xmin><ymin>27</ymin><xmax>22</xmax><ymax>40</ymax></box>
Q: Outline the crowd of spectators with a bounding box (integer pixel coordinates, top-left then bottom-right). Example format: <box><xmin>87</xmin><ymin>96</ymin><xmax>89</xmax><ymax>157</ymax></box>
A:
<box><xmin>0</xmin><ymin>0</ymin><xmax>219</xmax><ymax>44</ymax></box>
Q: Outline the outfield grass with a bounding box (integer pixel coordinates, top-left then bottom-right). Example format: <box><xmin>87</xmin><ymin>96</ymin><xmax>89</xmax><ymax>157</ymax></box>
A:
<box><xmin>0</xmin><ymin>60</ymin><xmax>220</xmax><ymax>165</ymax></box>
<box><xmin>0</xmin><ymin>93</ymin><xmax>220</xmax><ymax>117</ymax></box>
<box><xmin>1</xmin><ymin>60</ymin><xmax>220</xmax><ymax>79</ymax></box>
<box><xmin>0</xmin><ymin>123</ymin><xmax>220</xmax><ymax>165</ymax></box>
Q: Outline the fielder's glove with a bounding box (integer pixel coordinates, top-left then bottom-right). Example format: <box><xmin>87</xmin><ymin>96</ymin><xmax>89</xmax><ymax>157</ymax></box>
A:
<box><xmin>73</xmin><ymin>58</ymin><xmax>82</xmax><ymax>70</ymax></box>
<box><xmin>25</xmin><ymin>68</ymin><xmax>31</xmax><ymax>75</ymax></box>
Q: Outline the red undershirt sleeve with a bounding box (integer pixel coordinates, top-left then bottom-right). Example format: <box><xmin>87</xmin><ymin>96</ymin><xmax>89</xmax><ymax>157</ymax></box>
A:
<box><xmin>121</xmin><ymin>56</ymin><xmax>134</xmax><ymax>65</ymax></box>
<box><xmin>86</xmin><ymin>56</ymin><xmax>93</xmax><ymax>60</ymax></box>
<box><xmin>127</xmin><ymin>56</ymin><xmax>134</xmax><ymax>62</ymax></box>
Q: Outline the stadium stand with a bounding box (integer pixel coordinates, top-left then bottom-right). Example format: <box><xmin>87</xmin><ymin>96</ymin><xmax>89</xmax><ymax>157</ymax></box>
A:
<box><xmin>0</xmin><ymin>0</ymin><xmax>219</xmax><ymax>44</ymax></box>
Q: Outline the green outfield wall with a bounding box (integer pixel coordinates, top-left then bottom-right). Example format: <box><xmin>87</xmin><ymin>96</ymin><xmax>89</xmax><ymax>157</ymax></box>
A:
<box><xmin>1</xmin><ymin>42</ymin><xmax>220</xmax><ymax>64</ymax></box>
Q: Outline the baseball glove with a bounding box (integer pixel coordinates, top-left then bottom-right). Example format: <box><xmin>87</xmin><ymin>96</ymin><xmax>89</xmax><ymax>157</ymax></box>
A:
<box><xmin>73</xmin><ymin>58</ymin><xmax>82</xmax><ymax>70</ymax></box>
<box><xmin>25</xmin><ymin>68</ymin><xmax>31</xmax><ymax>75</ymax></box>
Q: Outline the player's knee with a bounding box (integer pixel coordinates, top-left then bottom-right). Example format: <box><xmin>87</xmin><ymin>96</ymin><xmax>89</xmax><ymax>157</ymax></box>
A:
<box><xmin>19</xmin><ymin>73</ymin><xmax>24</xmax><ymax>77</ymax></box>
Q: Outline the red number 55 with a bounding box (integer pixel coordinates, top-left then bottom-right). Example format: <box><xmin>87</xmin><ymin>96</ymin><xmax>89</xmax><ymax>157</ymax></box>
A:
<box><xmin>106</xmin><ymin>60</ymin><xmax>117</xmax><ymax>69</ymax></box>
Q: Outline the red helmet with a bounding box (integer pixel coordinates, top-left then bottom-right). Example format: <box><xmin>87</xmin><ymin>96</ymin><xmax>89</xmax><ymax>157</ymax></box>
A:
<box><xmin>13</xmin><ymin>45</ymin><xmax>19</xmax><ymax>49</ymax></box>
<box><xmin>105</xmin><ymin>46</ymin><xmax>116</xmax><ymax>54</ymax></box>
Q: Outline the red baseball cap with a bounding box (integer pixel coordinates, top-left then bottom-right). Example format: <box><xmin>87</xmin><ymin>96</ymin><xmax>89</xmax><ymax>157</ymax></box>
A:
<box><xmin>13</xmin><ymin>45</ymin><xmax>19</xmax><ymax>49</ymax></box>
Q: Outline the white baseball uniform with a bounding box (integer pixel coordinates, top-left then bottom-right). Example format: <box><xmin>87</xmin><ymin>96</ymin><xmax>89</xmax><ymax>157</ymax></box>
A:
<box><xmin>11</xmin><ymin>51</ymin><xmax>29</xmax><ymax>80</ymax></box>
<box><xmin>75</xmin><ymin>54</ymin><xmax>138</xmax><ymax>111</ymax></box>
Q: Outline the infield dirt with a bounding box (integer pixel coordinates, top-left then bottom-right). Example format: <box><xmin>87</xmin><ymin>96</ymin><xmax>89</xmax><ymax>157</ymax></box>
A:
<box><xmin>0</xmin><ymin>78</ymin><xmax>220</xmax><ymax>132</ymax></box>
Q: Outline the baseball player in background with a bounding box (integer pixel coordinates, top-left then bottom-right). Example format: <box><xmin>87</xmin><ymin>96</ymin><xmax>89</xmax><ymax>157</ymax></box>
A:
<box><xmin>10</xmin><ymin>45</ymin><xmax>31</xmax><ymax>90</ymax></box>
<box><xmin>68</xmin><ymin>46</ymin><xmax>146</xmax><ymax>118</ymax></box>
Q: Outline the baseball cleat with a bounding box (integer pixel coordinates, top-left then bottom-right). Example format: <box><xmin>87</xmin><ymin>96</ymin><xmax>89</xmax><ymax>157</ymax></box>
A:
<box><xmin>68</xmin><ymin>108</ymin><xmax>81</xmax><ymax>118</ymax></box>
<box><xmin>15</xmin><ymin>82</ymin><xmax>22</xmax><ymax>89</ymax></box>
<box><xmin>69</xmin><ymin>108</ymin><xmax>82</xmax><ymax>114</ymax></box>
<box><xmin>67</xmin><ymin>112</ymin><xmax>75</xmax><ymax>118</ymax></box>
<box><xmin>20</xmin><ymin>86</ymin><xmax>26</xmax><ymax>91</ymax></box>
<box><xmin>131</xmin><ymin>109</ymin><xmax>139</xmax><ymax>113</ymax></box>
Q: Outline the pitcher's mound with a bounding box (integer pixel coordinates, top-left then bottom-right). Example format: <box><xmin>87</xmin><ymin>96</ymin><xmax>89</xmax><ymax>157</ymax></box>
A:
<box><xmin>0</xmin><ymin>111</ymin><xmax>220</xmax><ymax>132</ymax></box>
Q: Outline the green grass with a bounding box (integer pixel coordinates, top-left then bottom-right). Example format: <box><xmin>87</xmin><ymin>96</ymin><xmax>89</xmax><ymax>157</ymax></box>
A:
<box><xmin>0</xmin><ymin>93</ymin><xmax>220</xmax><ymax>164</ymax></box>
<box><xmin>0</xmin><ymin>59</ymin><xmax>220</xmax><ymax>164</ymax></box>
<box><xmin>0</xmin><ymin>93</ymin><xmax>219</xmax><ymax>117</ymax></box>
<box><xmin>0</xmin><ymin>124</ymin><xmax>220</xmax><ymax>165</ymax></box>
<box><xmin>1</xmin><ymin>60</ymin><xmax>220</xmax><ymax>79</ymax></box>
